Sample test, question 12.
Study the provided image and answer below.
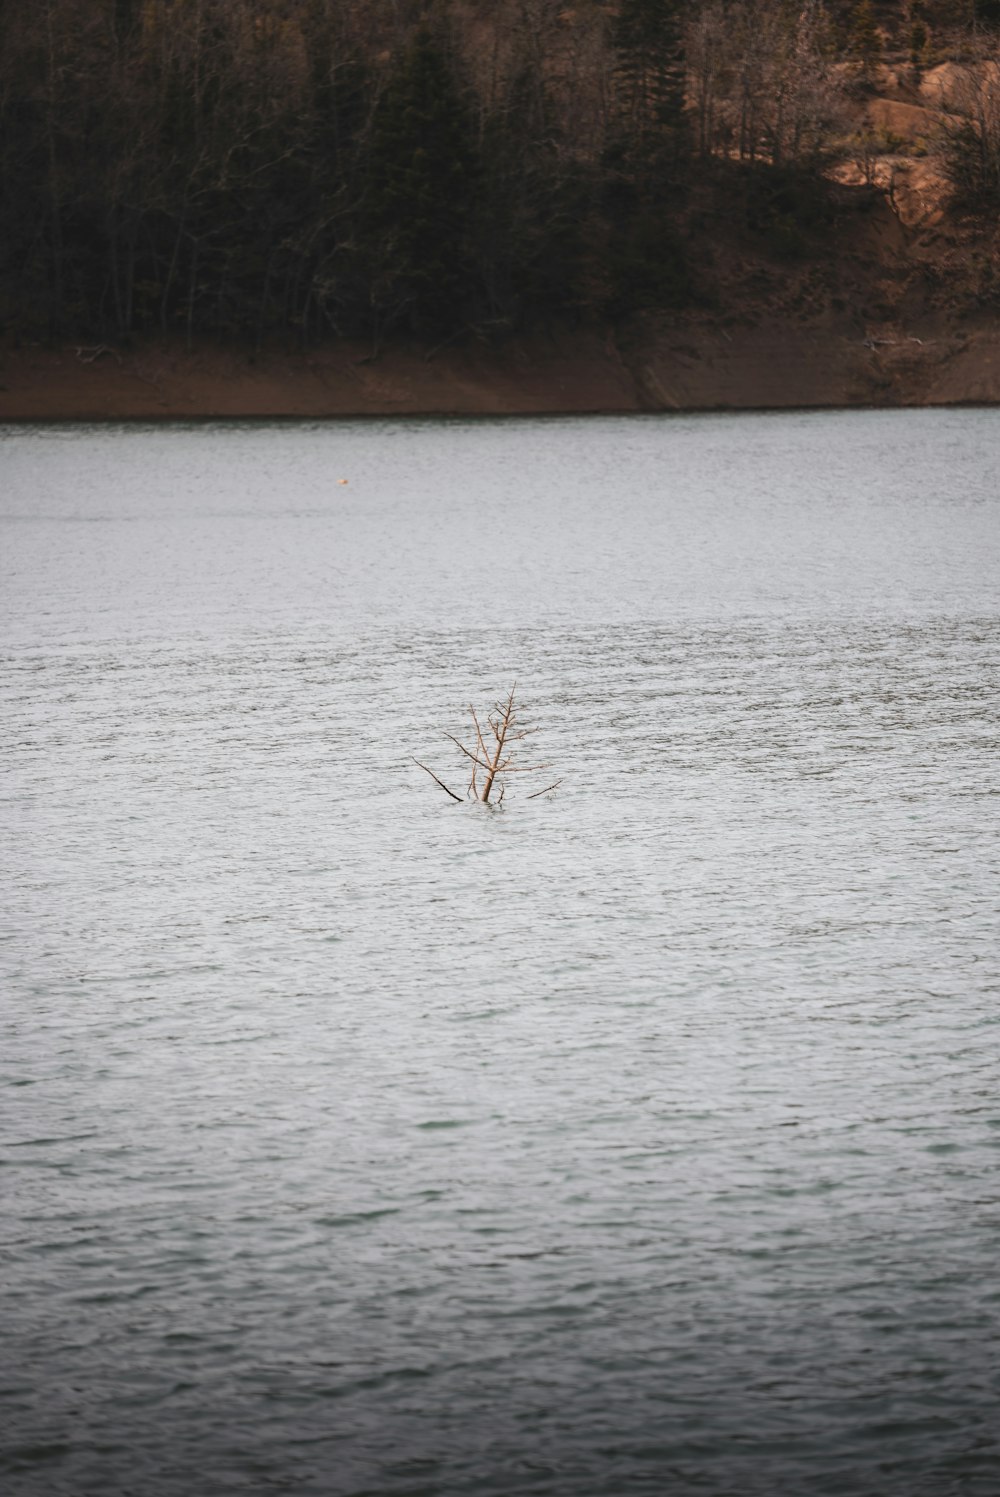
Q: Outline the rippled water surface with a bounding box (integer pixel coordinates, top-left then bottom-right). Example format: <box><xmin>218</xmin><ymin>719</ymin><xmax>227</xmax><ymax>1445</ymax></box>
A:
<box><xmin>2</xmin><ymin>410</ymin><xmax>999</xmax><ymax>1496</ymax></box>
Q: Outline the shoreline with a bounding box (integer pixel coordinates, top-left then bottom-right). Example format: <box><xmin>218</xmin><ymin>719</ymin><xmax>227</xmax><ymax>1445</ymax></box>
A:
<box><xmin>6</xmin><ymin>399</ymin><xmax>998</xmax><ymax>426</ymax></box>
<box><xmin>3</xmin><ymin>318</ymin><xmax>1000</xmax><ymax>422</ymax></box>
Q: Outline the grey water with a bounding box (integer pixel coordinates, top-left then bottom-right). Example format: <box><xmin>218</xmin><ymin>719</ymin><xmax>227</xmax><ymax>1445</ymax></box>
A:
<box><xmin>2</xmin><ymin>409</ymin><xmax>999</xmax><ymax>1497</ymax></box>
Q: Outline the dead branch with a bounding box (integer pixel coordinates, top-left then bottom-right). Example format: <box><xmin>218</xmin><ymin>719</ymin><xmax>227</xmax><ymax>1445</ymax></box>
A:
<box><xmin>416</xmin><ymin>684</ymin><xmax>560</xmax><ymax>805</ymax></box>
<box><xmin>444</xmin><ymin>733</ymin><xmax>494</xmax><ymax>772</ymax></box>
<box><xmin>75</xmin><ymin>344</ymin><xmax>122</xmax><ymax>365</ymax></box>
<box><xmin>527</xmin><ymin>779</ymin><xmax>563</xmax><ymax>799</ymax></box>
<box><xmin>412</xmin><ymin>758</ymin><xmax>462</xmax><ymax>802</ymax></box>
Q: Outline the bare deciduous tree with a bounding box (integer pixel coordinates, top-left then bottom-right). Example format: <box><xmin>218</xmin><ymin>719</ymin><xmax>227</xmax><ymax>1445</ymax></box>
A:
<box><xmin>688</xmin><ymin>1</ymin><xmax>728</xmax><ymax>159</ymax></box>
<box><xmin>686</xmin><ymin>0</ymin><xmax>846</xmax><ymax>168</ymax></box>
<box><xmin>414</xmin><ymin>684</ymin><xmax>560</xmax><ymax>804</ymax></box>
<box><xmin>941</xmin><ymin>50</ymin><xmax>1000</xmax><ymax>204</ymax></box>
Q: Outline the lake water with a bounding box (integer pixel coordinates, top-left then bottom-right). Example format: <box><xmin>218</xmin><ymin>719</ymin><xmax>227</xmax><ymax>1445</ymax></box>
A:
<box><xmin>2</xmin><ymin>410</ymin><xmax>999</xmax><ymax>1496</ymax></box>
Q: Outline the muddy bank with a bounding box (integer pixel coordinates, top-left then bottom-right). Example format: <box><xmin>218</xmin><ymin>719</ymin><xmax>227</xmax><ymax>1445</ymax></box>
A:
<box><xmin>2</xmin><ymin>318</ymin><xmax>999</xmax><ymax>422</ymax></box>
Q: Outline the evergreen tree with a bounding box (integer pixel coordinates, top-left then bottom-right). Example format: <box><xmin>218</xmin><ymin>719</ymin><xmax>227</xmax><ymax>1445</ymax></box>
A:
<box><xmin>359</xmin><ymin>27</ymin><xmax>479</xmax><ymax>338</ymax></box>
<box><xmin>611</xmin><ymin>0</ymin><xmax>689</xmax><ymax>174</ymax></box>
<box><xmin>606</xmin><ymin>0</ymin><xmax>693</xmax><ymax>313</ymax></box>
<box><xmin>909</xmin><ymin>13</ymin><xmax>929</xmax><ymax>78</ymax></box>
<box><xmin>849</xmin><ymin>0</ymin><xmax>883</xmax><ymax>83</ymax></box>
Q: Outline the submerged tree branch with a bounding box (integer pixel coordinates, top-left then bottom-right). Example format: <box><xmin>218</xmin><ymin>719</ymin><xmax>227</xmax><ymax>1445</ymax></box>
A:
<box><xmin>416</xmin><ymin>685</ymin><xmax>560</xmax><ymax>805</ymax></box>
<box><xmin>412</xmin><ymin>758</ymin><xmax>463</xmax><ymax>802</ymax></box>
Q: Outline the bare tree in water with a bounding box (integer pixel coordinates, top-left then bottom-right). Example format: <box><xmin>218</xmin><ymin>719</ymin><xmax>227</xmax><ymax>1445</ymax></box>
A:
<box><xmin>415</xmin><ymin>684</ymin><xmax>560</xmax><ymax>804</ymax></box>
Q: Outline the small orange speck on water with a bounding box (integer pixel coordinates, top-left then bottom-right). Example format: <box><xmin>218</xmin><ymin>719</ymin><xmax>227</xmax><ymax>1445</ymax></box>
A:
<box><xmin>337</xmin><ymin>478</ymin><xmax>349</xmax><ymax>485</ymax></box>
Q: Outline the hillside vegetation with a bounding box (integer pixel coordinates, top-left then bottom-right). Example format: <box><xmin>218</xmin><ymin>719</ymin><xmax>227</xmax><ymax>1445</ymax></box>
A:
<box><xmin>1</xmin><ymin>0</ymin><xmax>998</xmax><ymax>354</ymax></box>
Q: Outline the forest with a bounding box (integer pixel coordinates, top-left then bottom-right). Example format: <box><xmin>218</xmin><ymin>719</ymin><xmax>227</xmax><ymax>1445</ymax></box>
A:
<box><xmin>1</xmin><ymin>0</ymin><xmax>998</xmax><ymax>348</ymax></box>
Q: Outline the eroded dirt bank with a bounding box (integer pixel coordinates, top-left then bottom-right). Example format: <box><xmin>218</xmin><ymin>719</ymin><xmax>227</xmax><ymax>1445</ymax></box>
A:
<box><xmin>2</xmin><ymin>314</ymin><xmax>1000</xmax><ymax>422</ymax></box>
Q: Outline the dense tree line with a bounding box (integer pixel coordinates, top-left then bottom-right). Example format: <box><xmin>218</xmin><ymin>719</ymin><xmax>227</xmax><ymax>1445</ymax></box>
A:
<box><xmin>0</xmin><ymin>0</ymin><xmax>996</xmax><ymax>344</ymax></box>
